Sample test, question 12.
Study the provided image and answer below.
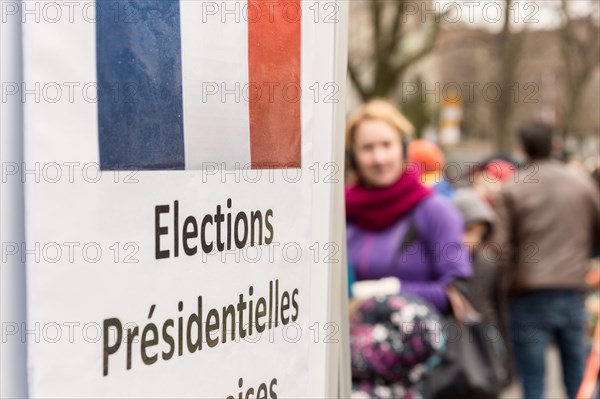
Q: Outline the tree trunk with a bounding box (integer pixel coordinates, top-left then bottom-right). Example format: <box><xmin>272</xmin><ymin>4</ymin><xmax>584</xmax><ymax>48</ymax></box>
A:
<box><xmin>494</xmin><ymin>0</ymin><xmax>520</xmax><ymax>153</ymax></box>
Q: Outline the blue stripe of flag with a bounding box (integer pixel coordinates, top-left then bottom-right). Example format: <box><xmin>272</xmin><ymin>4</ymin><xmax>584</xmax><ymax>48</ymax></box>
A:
<box><xmin>97</xmin><ymin>0</ymin><xmax>185</xmax><ymax>170</ymax></box>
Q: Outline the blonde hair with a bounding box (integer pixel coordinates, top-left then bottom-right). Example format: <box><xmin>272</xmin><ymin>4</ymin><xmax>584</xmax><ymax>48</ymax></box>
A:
<box><xmin>346</xmin><ymin>99</ymin><xmax>414</xmax><ymax>147</ymax></box>
<box><xmin>346</xmin><ymin>99</ymin><xmax>414</xmax><ymax>174</ymax></box>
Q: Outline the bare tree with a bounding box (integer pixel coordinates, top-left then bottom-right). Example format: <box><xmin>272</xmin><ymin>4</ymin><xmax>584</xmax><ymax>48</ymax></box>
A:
<box><xmin>559</xmin><ymin>0</ymin><xmax>600</xmax><ymax>139</ymax></box>
<box><xmin>492</xmin><ymin>0</ymin><xmax>525</xmax><ymax>153</ymax></box>
<box><xmin>348</xmin><ymin>0</ymin><xmax>445</xmax><ymax>101</ymax></box>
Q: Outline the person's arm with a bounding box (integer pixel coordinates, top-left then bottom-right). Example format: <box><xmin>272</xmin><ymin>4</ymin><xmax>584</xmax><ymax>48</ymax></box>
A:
<box><xmin>492</xmin><ymin>189</ymin><xmax>515</xmax><ymax>290</ymax></box>
<box><xmin>400</xmin><ymin>280</ymin><xmax>452</xmax><ymax>312</ymax></box>
<box><xmin>401</xmin><ymin>198</ymin><xmax>473</xmax><ymax>312</ymax></box>
<box><xmin>591</xmin><ymin>181</ymin><xmax>600</xmax><ymax>256</ymax></box>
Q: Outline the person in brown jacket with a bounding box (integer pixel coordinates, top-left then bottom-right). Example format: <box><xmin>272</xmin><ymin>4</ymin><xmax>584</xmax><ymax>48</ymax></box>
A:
<box><xmin>495</xmin><ymin>122</ymin><xmax>600</xmax><ymax>399</ymax></box>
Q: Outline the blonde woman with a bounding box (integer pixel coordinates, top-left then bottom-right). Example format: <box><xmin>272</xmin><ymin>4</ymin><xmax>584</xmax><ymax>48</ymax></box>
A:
<box><xmin>346</xmin><ymin>99</ymin><xmax>471</xmax><ymax>313</ymax></box>
<box><xmin>345</xmin><ymin>100</ymin><xmax>472</xmax><ymax>398</ymax></box>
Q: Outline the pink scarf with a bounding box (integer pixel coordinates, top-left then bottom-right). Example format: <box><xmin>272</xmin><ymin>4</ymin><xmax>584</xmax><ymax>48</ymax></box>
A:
<box><xmin>345</xmin><ymin>168</ymin><xmax>433</xmax><ymax>231</ymax></box>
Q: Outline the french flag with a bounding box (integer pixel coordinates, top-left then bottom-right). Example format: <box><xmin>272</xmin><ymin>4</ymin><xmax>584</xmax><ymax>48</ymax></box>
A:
<box><xmin>96</xmin><ymin>0</ymin><xmax>301</xmax><ymax>170</ymax></box>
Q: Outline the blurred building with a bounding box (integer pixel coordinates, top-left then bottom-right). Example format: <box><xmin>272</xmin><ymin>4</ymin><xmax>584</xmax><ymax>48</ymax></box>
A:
<box><xmin>427</xmin><ymin>22</ymin><xmax>599</xmax><ymax>145</ymax></box>
<box><xmin>347</xmin><ymin>6</ymin><xmax>600</xmax><ymax>156</ymax></box>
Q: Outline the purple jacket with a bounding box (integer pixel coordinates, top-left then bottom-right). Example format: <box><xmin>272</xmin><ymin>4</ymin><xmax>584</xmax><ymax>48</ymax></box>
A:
<box><xmin>347</xmin><ymin>195</ymin><xmax>472</xmax><ymax>312</ymax></box>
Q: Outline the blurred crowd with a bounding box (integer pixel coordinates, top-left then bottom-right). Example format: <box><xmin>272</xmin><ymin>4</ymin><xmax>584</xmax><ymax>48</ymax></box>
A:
<box><xmin>345</xmin><ymin>100</ymin><xmax>600</xmax><ymax>399</ymax></box>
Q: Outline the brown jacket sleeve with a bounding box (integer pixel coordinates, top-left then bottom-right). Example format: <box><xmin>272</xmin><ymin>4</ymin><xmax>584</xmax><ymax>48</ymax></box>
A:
<box><xmin>491</xmin><ymin>189</ymin><xmax>516</xmax><ymax>294</ymax></box>
<box><xmin>591</xmin><ymin>183</ymin><xmax>600</xmax><ymax>254</ymax></box>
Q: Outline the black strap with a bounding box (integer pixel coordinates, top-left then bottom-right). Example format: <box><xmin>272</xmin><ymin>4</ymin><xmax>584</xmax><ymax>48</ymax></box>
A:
<box><xmin>449</xmin><ymin>278</ymin><xmax>477</xmax><ymax>307</ymax></box>
<box><xmin>391</xmin><ymin>218</ymin><xmax>421</xmax><ymax>268</ymax></box>
<box><xmin>402</xmin><ymin>221</ymin><xmax>420</xmax><ymax>250</ymax></box>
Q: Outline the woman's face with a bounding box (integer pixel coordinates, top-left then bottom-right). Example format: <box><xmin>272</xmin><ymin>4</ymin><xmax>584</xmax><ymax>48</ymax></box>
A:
<box><xmin>353</xmin><ymin>119</ymin><xmax>403</xmax><ymax>187</ymax></box>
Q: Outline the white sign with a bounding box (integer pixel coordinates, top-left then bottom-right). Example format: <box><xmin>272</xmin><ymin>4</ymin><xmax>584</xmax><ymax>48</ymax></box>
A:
<box><xmin>18</xmin><ymin>1</ymin><xmax>347</xmax><ymax>397</ymax></box>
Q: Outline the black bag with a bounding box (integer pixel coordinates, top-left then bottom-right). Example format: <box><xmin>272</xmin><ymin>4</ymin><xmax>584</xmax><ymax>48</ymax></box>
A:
<box><xmin>423</xmin><ymin>281</ymin><xmax>507</xmax><ymax>399</ymax></box>
<box><xmin>394</xmin><ymin>220</ymin><xmax>508</xmax><ymax>398</ymax></box>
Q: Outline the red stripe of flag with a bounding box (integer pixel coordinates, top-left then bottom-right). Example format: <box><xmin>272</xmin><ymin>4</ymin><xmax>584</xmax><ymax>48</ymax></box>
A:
<box><xmin>248</xmin><ymin>0</ymin><xmax>301</xmax><ymax>169</ymax></box>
